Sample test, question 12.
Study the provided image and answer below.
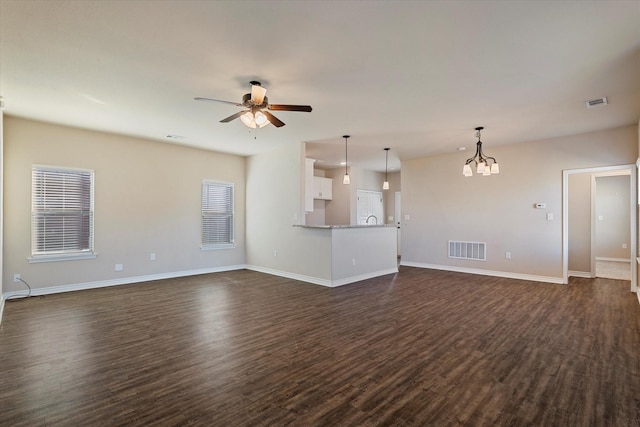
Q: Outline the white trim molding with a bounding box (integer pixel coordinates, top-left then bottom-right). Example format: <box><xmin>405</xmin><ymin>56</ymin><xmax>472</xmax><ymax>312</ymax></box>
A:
<box><xmin>246</xmin><ymin>265</ymin><xmax>398</xmax><ymax>288</ymax></box>
<box><xmin>0</xmin><ymin>294</ymin><xmax>5</xmax><ymax>326</ymax></box>
<box><xmin>401</xmin><ymin>261</ymin><xmax>564</xmax><ymax>285</ymax></box>
<box><xmin>568</xmin><ymin>270</ymin><xmax>593</xmax><ymax>278</ymax></box>
<box><xmin>2</xmin><ymin>265</ymin><xmax>247</xmax><ymax>299</ymax></box>
<box><xmin>595</xmin><ymin>257</ymin><xmax>631</xmax><ymax>263</ymax></box>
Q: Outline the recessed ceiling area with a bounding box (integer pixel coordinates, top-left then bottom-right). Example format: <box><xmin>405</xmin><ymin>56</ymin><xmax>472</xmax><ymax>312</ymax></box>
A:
<box><xmin>1</xmin><ymin>1</ymin><xmax>639</xmax><ymax>172</ymax></box>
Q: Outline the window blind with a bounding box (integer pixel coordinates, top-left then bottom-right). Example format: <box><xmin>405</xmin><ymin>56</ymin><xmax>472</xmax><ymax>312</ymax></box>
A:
<box><xmin>202</xmin><ymin>181</ymin><xmax>234</xmax><ymax>247</ymax></box>
<box><xmin>31</xmin><ymin>167</ymin><xmax>94</xmax><ymax>256</ymax></box>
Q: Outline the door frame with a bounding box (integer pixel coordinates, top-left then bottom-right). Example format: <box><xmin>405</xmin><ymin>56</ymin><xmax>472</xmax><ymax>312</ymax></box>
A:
<box><xmin>395</xmin><ymin>191</ymin><xmax>401</xmax><ymax>257</ymax></box>
<box><xmin>562</xmin><ymin>164</ymin><xmax>636</xmax><ymax>291</ymax></box>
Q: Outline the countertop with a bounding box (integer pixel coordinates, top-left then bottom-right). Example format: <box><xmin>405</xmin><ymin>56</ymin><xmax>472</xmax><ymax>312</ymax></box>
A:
<box><xmin>294</xmin><ymin>224</ymin><xmax>396</xmax><ymax>229</ymax></box>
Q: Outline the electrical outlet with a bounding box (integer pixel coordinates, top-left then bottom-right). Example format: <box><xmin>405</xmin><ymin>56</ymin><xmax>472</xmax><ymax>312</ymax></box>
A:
<box><xmin>352</xmin><ymin>258</ymin><xmax>356</xmax><ymax>266</ymax></box>
<box><xmin>623</xmin><ymin>243</ymin><xmax>627</xmax><ymax>249</ymax></box>
<box><xmin>13</xmin><ymin>274</ymin><xmax>21</xmax><ymax>283</ymax></box>
<box><xmin>505</xmin><ymin>252</ymin><xmax>511</xmax><ymax>259</ymax></box>
<box><xmin>150</xmin><ymin>253</ymin><xmax>156</xmax><ymax>261</ymax></box>
<box><xmin>115</xmin><ymin>264</ymin><xmax>124</xmax><ymax>272</ymax></box>
<box><xmin>273</xmin><ymin>250</ymin><xmax>278</xmax><ymax>257</ymax></box>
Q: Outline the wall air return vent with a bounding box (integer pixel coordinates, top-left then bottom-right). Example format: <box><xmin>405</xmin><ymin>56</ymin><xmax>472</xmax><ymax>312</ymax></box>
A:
<box><xmin>448</xmin><ymin>241</ymin><xmax>486</xmax><ymax>261</ymax></box>
<box><xmin>585</xmin><ymin>97</ymin><xmax>607</xmax><ymax>109</ymax></box>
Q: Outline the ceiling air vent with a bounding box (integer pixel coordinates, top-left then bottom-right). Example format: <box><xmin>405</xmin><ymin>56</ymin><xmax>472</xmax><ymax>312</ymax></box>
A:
<box><xmin>585</xmin><ymin>97</ymin><xmax>608</xmax><ymax>109</ymax></box>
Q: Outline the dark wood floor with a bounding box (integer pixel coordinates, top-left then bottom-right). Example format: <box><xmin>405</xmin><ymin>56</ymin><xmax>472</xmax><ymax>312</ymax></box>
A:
<box><xmin>1</xmin><ymin>267</ymin><xmax>639</xmax><ymax>426</ymax></box>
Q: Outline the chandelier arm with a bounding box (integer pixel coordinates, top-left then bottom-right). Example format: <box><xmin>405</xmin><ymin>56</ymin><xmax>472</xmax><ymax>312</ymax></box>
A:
<box><xmin>465</xmin><ymin>141</ymin><xmax>483</xmax><ymax>164</ymax></box>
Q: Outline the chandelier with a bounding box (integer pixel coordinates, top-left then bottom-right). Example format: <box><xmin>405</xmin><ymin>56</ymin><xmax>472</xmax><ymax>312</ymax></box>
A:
<box><xmin>462</xmin><ymin>126</ymin><xmax>499</xmax><ymax>177</ymax></box>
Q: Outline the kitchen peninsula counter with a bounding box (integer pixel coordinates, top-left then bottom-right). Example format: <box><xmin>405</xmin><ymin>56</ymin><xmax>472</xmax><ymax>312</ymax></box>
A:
<box><xmin>294</xmin><ymin>224</ymin><xmax>395</xmax><ymax>229</ymax></box>
<box><xmin>292</xmin><ymin>223</ymin><xmax>398</xmax><ymax>287</ymax></box>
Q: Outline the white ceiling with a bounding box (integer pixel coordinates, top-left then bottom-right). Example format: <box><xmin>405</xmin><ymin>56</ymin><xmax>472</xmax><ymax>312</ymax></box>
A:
<box><xmin>1</xmin><ymin>0</ymin><xmax>639</xmax><ymax>172</ymax></box>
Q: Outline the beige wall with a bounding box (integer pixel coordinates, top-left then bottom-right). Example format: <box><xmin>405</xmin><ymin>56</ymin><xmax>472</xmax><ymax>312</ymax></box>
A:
<box><xmin>595</xmin><ymin>175</ymin><xmax>631</xmax><ymax>260</ymax></box>
<box><xmin>637</xmin><ymin>119</ymin><xmax>640</xmax><ymax>295</ymax></box>
<box><xmin>324</xmin><ymin>168</ymin><xmax>350</xmax><ymax>226</ymax></box>
<box><xmin>568</xmin><ymin>173</ymin><xmax>591</xmax><ymax>274</ymax></box>
<box><xmin>3</xmin><ymin>116</ymin><xmax>639</xmax><ymax>297</ymax></box>
<box><xmin>246</xmin><ymin>142</ymin><xmax>332</xmax><ymax>280</ymax></box>
<box><xmin>0</xmin><ymin>105</ymin><xmax>4</xmax><ymax>304</ymax></box>
<box><xmin>3</xmin><ymin>116</ymin><xmax>246</xmax><ymax>292</ymax></box>
<box><xmin>401</xmin><ymin>125</ymin><xmax>637</xmax><ymax>281</ymax></box>
<box><xmin>384</xmin><ymin>171</ymin><xmax>401</xmax><ymax>225</ymax></box>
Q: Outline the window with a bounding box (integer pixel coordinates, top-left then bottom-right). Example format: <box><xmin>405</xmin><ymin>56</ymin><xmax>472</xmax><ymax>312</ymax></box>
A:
<box><xmin>30</xmin><ymin>166</ymin><xmax>95</xmax><ymax>262</ymax></box>
<box><xmin>201</xmin><ymin>180</ymin><xmax>234</xmax><ymax>249</ymax></box>
<box><xmin>356</xmin><ymin>189</ymin><xmax>383</xmax><ymax>225</ymax></box>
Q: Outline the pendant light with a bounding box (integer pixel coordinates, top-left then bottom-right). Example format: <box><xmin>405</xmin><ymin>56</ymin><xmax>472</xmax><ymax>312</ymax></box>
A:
<box><xmin>462</xmin><ymin>126</ymin><xmax>499</xmax><ymax>177</ymax></box>
<box><xmin>343</xmin><ymin>135</ymin><xmax>351</xmax><ymax>184</ymax></box>
<box><xmin>382</xmin><ymin>148</ymin><xmax>390</xmax><ymax>190</ymax></box>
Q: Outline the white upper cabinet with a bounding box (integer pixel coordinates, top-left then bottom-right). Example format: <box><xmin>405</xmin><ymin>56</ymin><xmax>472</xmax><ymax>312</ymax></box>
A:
<box><xmin>313</xmin><ymin>176</ymin><xmax>333</xmax><ymax>200</ymax></box>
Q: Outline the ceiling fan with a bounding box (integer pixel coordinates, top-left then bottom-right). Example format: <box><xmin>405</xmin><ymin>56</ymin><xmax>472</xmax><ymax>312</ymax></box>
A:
<box><xmin>195</xmin><ymin>81</ymin><xmax>312</xmax><ymax>128</ymax></box>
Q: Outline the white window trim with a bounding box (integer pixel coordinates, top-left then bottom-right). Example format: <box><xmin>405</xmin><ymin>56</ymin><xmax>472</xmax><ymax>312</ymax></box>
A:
<box><xmin>201</xmin><ymin>180</ymin><xmax>235</xmax><ymax>250</ymax></box>
<box><xmin>29</xmin><ymin>165</ymin><xmax>96</xmax><ymax>263</ymax></box>
<box><xmin>28</xmin><ymin>252</ymin><xmax>97</xmax><ymax>263</ymax></box>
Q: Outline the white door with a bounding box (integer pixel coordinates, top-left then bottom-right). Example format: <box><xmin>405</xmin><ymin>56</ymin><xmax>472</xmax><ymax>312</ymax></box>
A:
<box><xmin>356</xmin><ymin>190</ymin><xmax>383</xmax><ymax>225</ymax></box>
<box><xmin>395</xmin><ymin>191</ymin><xmax>401</xmax><ymax>256</ymax></box>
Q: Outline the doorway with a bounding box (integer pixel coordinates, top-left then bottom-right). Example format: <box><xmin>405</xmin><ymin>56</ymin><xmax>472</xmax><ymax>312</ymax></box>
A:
<box><xmin>563</xmin><ymin>164</ymin><xmax>636</xmax><ymax>291</ymax></box>
<box><xmin>395</xmin><ymin>191</ymin><xmax>401</xmax><ymax>257</ymax></box>
<box><xmin>593</xmin><ymin>172</ymin><xmax>631</xmax><ymax>280</ymax></box>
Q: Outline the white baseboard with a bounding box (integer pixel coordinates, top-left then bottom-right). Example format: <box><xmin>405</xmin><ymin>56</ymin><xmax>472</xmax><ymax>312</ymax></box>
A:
<box><xmin>595</xmin><ymin>257</ymin><xmax>631</xmax><ymax>263</ymax></box>
<box><xmin>2</xmin><ymin>265</ymin><xmax>247</xmax><ymax>299</ymax></box>
<box><xmin>400</xmin><ymin>261</ymin><xmax>565</xmax><ymax>285</ymax></box>
<box><xmin>246</xmin><ymin>265</ymin><xmax>333</xmax><ymax>287</ymax></box>
<box><xmin>246</xmin><ymin>265</ymin><xmax>398</xmax><ymax>287</ymax></box>
<box><xmin>0</xmin><ymin>294</ymin><xmax>4</xmax><ymax>326</ymax></box>
<box><xmin>330</xmin><ymin>268</ymin><xmax>398</xmax><ymax>287</ymax></box>
<box><xmin>569</xmin><ymin>270</ymin><xmax>593</xmax><ymax>278</ymax></box>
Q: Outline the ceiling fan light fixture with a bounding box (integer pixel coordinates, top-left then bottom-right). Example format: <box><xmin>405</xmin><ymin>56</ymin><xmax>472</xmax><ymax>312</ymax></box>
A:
<box><xmin>240</xmin><ymin>111</ymin><xmax>257</xmax><ymax>128</ymax></box>
<box><xmin>251</xmin><ymin>83</ymin><xmax>267</xmax><ymax>105</ymax></box>
<box><xmin>254</xmin><ymin>111</ymin><xmax>269</xmax><ymax>127</ymax></box>
<box><xmin>196</xmin><ymin>81</ymin><xmax>312</xmax><ymax>129</ymax></box>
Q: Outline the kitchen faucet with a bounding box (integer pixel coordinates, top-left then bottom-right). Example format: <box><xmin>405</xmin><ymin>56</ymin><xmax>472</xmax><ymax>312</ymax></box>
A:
<box><xmin>366</xmin><ymin>214</ymin><xmax>378</xmax><ymax>225</ymax></box>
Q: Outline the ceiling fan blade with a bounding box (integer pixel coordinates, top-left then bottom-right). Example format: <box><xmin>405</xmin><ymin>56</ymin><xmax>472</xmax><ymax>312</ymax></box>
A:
<box><xmin>220</xmin><ymin>110</ymin><xmax>248</xmax><ymax>123</ymax></box>
<box><xmin>195</xmin><ymin>97</ymin><xmax>243</xmax><ymax>107</ymax></box>
<box><xmin>268</xmin><ymin>104</ymin><xmax>312</xmax><ymax>112</ymax></box>
<box><xmin>251</xmin><ymin>84</ymin><xmax>267</xmax><ymax>105</ymax></box>
<box><xmin>262</xmin><ymin>110</ymin><xmax>285</xmax><ymax>127</ymax></box>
